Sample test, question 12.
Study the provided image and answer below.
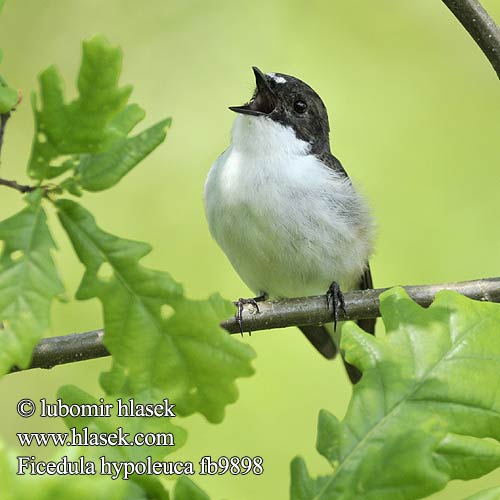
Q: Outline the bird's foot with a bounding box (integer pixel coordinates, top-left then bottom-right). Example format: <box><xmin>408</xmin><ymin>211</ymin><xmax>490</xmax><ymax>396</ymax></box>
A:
<box><xmin>233</xmin><ymin>293</ymin><xmax>268</xmax><ymax>336</ymax></box>
<box><xmin>326</xmin><ymin>282</ymin><xmax>346</xmax><ymax>332</ymax></box>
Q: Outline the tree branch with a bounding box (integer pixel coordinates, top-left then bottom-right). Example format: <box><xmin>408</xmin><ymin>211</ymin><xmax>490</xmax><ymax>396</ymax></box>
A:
<box><xmin>442</xmin><ymin>0</ymin><xmax>500</xmax><ymax>78</ymax></box>
<box><xmin>9</xmin><ymin>329</ymin><xmax>108</xmax><ymax>373</ymax></box>
<box><xmin>9</xmin><ymin>277</ymin><xmax>500</xmax><ymax>373</ymax></box>
<box><xmin>0</xmin><ymin>177</ymin><xmax>37</xmax><ymax>193</ymax></box>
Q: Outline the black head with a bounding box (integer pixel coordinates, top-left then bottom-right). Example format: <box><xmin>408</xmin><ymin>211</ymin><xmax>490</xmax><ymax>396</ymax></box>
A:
<box><xmin>229</xmin><ymin>67</ymin><xmax>331</xmax><ymax>155</ymax></box>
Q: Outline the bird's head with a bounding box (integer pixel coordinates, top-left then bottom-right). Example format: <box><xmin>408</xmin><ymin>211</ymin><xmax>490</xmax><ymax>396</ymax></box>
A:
<box><xmin>229</xmin><ymin>67</ymin><xmax>331</xmax><ymax>155</ymax></box>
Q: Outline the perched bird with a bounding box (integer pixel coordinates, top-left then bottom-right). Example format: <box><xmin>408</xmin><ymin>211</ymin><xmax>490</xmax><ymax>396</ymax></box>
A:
<box><xmin>204</xmin><ymin>67</ymin><xmax>375</xmax><ymax>382</ymax></box>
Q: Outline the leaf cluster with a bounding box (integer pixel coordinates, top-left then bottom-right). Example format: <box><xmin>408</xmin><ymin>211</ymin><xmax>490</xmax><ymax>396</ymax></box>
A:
<box><xmin>291</xmin><ymin>288</ymin><xmax>500</xmax><ymax>500</ymax></box>
<box><xmin>0</xmin><ymin>24</ymin><xmax>254</xmax><ymax>499</ymax></box>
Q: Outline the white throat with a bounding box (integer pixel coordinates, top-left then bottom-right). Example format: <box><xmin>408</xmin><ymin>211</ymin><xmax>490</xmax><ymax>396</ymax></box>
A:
<box><xmin>231</xmin><ymin>114</ymin><xmax>311</xmax><ymax>158</ymax></box>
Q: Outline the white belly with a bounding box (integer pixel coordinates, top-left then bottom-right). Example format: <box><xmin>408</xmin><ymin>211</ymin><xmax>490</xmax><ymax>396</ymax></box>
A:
<box><xmin>204</xmin><ymin>146</ymin><xmax>373</xmax><ymax>299</ymax></box>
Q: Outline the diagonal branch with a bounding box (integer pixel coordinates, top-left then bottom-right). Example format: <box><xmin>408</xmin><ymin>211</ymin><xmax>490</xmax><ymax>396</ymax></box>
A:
<box><xmin>442</xmin><ymin>0</ymin><xmax>500</xmax><ymax>78</ymax></box>
<box><xmin>9</xmin><ymin>276</ymin><xmax>500</xmax><ymax>373</ymax></box>
<box><xmin>0</xmin><ymin>177</ymin><xmax>37</xmax><ymax>193</ymax></box>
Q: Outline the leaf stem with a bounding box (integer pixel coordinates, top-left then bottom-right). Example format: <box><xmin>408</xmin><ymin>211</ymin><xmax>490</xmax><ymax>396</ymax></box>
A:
<box><xmin>9</xmin><ymin>276</ymin><xmax>500</xmax><ymax>373</ymax></box>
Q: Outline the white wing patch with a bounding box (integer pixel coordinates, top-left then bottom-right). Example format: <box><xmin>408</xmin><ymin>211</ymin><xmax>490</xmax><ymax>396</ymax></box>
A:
<box><xmin>267</xmin><ymin>72</ymin><xmax>287</xmax><ymax>84</ymax></box>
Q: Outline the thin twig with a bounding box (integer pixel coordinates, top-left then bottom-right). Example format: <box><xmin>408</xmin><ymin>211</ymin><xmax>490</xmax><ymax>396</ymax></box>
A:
<box><xmin>0</xmin><ymin>178</ymin><xmax>36</xmax><ymax>193</ymax></box>
<box><xmin>9</xmin><ymin>277</ymin><xmax>500</xmax><ymax>373</ymax></box>
<box><xmin>442</xmin><ymin>0</ymin><xmax>500</xmax><ymax>78</ymax></box>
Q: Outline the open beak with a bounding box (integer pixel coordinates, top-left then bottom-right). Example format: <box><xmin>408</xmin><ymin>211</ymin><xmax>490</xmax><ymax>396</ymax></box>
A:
<box><xmin>229</xmin><ymin>67</ymin><xmax>276</xmax><ymax>116</ymax></box>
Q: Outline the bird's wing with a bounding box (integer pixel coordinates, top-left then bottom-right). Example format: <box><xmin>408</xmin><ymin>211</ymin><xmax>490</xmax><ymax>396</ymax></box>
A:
<box><xmin>319</xmin><ymin>151</ymin><xmax>375</xmax><ymax>334</ymax></box>
<box><xmin>314</xmin><ymin>151</ymin><xmax>349</xmax><ymax>177</ymax></box>
<box><xmin>301</xmin><ymin>153</ymin><xmax>375</xmax><ymax>381</ymax></box>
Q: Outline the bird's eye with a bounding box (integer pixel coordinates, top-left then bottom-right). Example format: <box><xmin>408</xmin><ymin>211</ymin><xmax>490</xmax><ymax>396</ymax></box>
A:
<box><xmin>293</xmin><ymin>100</ymin><xmax>307</xmax><ymax>114</ymax></box>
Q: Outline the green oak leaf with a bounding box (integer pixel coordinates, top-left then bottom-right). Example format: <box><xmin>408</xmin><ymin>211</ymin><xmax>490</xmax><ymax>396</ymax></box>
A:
<box><xmin>0</xmin><ymin>38</ymin><xmax>18</xmax><ymax>114</ymax></box>
<box><xmin>27</xmin><ymin>35</ymin><xmax>169</xmax><ymax>186</ymax></box>
<box><xmin>0</xmin><ymin>191</ymin><xmax>64</xmax><ymax>374</ymax></box>
<box><xmin>28</xmin><ymin>35</ymin><xmax>130</xmax><ymax>179</ymax></box>
<box><xmin>291</xmin><ymin>288</ymin><xmax>500</xmax><ymax>500</ymax></box>
<box><xmin>108</xmin><ymin>103</ymin><xmax>146</xmax><ymax>137</ymax></box>
<box><xmin>76</xmin><ymin>117</ymin><xmax>171</xmax><ymax>191</ymax></box>
<box><xmin>0</xmin><ymin>78</ymin><xmax>17</xmax><ymax>114</ymax></box>
<box><xmin>463</xmin><ymin>487</ymin><xmax>500</xmax><ymax>500</ymax></box>
<box><xmin>0</xmin><ymin>0</ymin><xmax>5</xmax><ymax>14</ymax></box>
<box><xmin>56</xmin><ymin>199</ymin><xmax>255</xmax><ymax>423</ymax></box>
<box><xmin>173</xmin><ymin>477</ymin><xmax>210</xmax><ymax>500</ymax></box>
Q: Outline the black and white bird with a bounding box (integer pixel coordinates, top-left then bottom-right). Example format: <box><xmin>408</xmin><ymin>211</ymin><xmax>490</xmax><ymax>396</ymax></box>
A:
<box><xmin>204</xmin><ymin>67</ymin><xmax>375</xmax><ymax>382</ymax></box>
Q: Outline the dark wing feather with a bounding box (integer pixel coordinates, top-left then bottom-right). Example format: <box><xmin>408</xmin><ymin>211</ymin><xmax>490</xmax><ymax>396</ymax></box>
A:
<box><xmin>315</xmin><ymin>151</ymin><xmax>349</xmax><ymax>177</ymax></box>
<box><xmin>298</xmin><ymin>151</ymin><xmax>375</xmax><ymax>382</ymax></box>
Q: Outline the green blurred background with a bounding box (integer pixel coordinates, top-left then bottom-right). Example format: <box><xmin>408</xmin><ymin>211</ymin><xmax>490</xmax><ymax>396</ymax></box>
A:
<box><xmin>1</xmin><ymin>0</ymin><xmax>499</xmax><ymax>498</ymax></box>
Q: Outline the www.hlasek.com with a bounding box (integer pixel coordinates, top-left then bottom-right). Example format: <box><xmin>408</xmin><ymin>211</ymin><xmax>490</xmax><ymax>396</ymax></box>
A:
<box><xmin>16</xmin><ymin>397</ymin><xmax>264</xmax><ymax>480</ymax></box>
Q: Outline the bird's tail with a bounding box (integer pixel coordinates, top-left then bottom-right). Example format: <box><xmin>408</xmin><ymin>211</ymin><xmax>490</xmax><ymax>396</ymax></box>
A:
<box><xmin>299</xmin><ymin>265</ymin><xmax>376</xmax><ymax>383</ymax></box>
<box><xmin>299</xmin><ymin>324</ymin><xmax>362</xmax><ymax>383</ymax></box>
<box><xmin>299</xmin><ymin>325</ymin><xmax>337</xmax><ymax>359</ymax></box>
<box><xmin>299</xmin><ymin>314</ymin><xmax>376</xmax><ymax>384</ymax></box>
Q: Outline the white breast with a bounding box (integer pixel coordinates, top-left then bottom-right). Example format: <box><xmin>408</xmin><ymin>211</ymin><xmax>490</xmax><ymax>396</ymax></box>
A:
<box><xmin>204</xmin><ymin>115</ymin><xmax>373</xmax><ymax>298</ymax></box>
